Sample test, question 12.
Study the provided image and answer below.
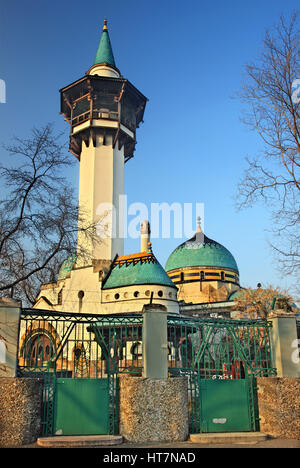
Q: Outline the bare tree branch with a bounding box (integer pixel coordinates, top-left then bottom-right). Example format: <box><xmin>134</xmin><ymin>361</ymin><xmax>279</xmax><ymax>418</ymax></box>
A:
<box><xmin>0</xmin><ymin>124</ymin><xmax>99</xmax><ymax>305</ymax></box>
<box><xmin>236</xmin><ymin>12</ymin><xmax>300</xmax><ymax>279</ymax></box>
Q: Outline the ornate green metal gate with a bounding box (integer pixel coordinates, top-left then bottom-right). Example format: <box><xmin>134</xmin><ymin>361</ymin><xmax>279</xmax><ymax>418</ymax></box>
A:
<box><xmin>167</xmin><ymin>316</ymin><xmax>276</xmax><ymax>433</ymax></box>
<box><xmin>17</xmin><ymin>309</ymin><xmax>276</xmax><ymax>436</ymax></box>
<box><xmin>17</xmin><ymin>310</ymin><xmax>143</xmax><ymax>436</ymax></box>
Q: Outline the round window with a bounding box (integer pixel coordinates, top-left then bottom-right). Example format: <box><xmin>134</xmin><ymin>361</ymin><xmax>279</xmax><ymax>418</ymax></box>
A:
<box><xmin>114</xmin><ymin>293</ymin><xmax>120</xmax><ymax>300</ymax></box>
<box><xmin>157</xmin><ymin>290</ymin><xmax>163</xmax><ymax>297</ymax></box>
<box><xmin>134</xmin><ymin>291</ymin><xmax>140</xmax><ymax>298</ymax></box>
<box><xmin>78</xmin><ymin>290</ymin><xmax>84</xmax><ymax>299</ymax></box>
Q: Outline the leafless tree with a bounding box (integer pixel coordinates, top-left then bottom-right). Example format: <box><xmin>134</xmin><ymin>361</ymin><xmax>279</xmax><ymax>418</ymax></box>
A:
<box><xmin>0</xmin><ymin>124</ymin><xmax>98</xmax><ymax>305</ymax></box>
<box><xmin>232</xmin><ymin>285</ymin><xmax>295</xmax><ymax>319</ymax></box>
<box><xmin>236</xmin><ymin>12</ymin><xmax>300</xmax><ymax>283</ymax></box>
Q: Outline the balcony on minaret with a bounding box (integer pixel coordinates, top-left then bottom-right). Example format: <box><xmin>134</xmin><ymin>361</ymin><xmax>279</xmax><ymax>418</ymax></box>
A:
<box><xmin>60</xmin><ymin>73</ymin><xmax>147</xmax><ymax>162</ymax></box>
<box><xmin>60</xmin><ymin>20</ymin><xmax>147</xmax><ymax>162</ymax></box>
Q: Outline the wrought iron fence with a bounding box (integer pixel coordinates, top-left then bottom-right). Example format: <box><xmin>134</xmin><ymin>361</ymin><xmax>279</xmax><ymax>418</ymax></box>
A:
<box><xmin>167</xmin><ymin>315</ymin><xmax>276</xmax><ymax>432</ymax></box>
<box><xmin>167</xmin><ymin>315</ymin><xmax>275</xmax><ymax>377</ymax></box>
<box><xmin>17</xmin><ymin>309</ymin><xmax>143</xmax><ymax>435</ymax></box>
<box><xmin>17</xmin><ymin>309</ymin><xmax>276</xmax><ymax>436</ymax></box>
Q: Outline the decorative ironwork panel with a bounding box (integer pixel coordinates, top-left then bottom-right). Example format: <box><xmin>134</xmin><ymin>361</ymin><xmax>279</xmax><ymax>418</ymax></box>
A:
<box><xmin>17</xmin><ymin>310</ymin><xmax>143</xmax><ymax>436</ymax></box>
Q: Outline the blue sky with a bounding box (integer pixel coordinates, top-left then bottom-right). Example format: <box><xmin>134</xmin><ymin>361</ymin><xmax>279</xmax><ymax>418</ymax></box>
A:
<box><xmin>0</xmin><ymin>0</ymin><xmax>299</xmax><ymax>292</ymax></box>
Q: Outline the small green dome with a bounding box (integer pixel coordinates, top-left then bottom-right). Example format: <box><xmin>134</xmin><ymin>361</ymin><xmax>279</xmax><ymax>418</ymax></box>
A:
<box><xmin>57</xmin><ymin>254</ymin><xmax>76</xmax><ymax>281</ymax></box>
<box><xmin>228</xmin><ymin>290</ymin><xmax>242</xmax><ymax>301</ymax></box>
<box><xmin>102</xmin><ymin>252</ymin><xmax>176</xmax><ymax>290</ymax></box>
<box><xmin>165</xmin><ymin>233</ymin><xmax>239</xmax><ymax>273</ymax></box>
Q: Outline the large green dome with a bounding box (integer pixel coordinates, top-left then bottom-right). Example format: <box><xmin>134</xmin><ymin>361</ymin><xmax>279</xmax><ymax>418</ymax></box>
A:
<box><xmin>165</xmin><ymin>233</ymin><xmax>239</xmax><ymax>273</ymax></box>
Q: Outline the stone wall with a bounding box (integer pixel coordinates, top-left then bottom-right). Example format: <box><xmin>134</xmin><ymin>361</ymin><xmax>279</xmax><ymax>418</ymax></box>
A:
<box><xmin>0</xmin><ymin>378</ymin><xmax>43</xmax><ymax>447</ymax></box>
<box><xmin>257</xmin><ymin>377</ymin><xmax>300</xmax><ymax>439</ymax></box>
<box><xmin>119</xmin><ymin>376</ymin><xmax>188</xmax><ymax>443</ymax></box>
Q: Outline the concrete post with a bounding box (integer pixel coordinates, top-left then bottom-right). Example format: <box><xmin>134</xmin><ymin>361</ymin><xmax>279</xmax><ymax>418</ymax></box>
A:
<box><xmin>0</xmin><ymin>298</ymin><xmax>21</xmax><ymax>377</ymax></box>
<box><xmin>142</xmin><ymin>303</ymin><xmax>168</xmax><ymax>379</ymax></box>
<box><xmin>269</xmin><ymin>312</ymin><xmax>300</xmax><ymax>378</ymax></box>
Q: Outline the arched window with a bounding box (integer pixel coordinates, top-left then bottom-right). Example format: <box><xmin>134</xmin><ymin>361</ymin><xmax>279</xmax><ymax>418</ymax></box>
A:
<box><xmin>221</xmin><ymin>271</ymin><xmax>225</xmax><ymax>281</ymax></box>
<box><xmin>180</xmin><ymin>272</ymin><xmax>184</xmax><ymax>282</ymax></box>
<box><xmin>26</xmin><ymin>334</ymin><xmax>54</xmax><ymax>366</ymax></box>
<box><xmin>200</xmin><ymin>271</ymin><xmax>205</xmax><ymax>281</ymax></box>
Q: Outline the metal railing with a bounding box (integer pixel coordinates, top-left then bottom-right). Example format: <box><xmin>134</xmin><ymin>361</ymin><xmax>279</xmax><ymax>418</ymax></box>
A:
<box><xmin>167</xmin><ymin>315</ymin><xmax>276</xmax><ymax>432</ymax></box>
<box><xmin>17</xmin><ymin>309</ymin><xmax>276</xmax><ymax>435</ymax></box>
<box><xmin>17</xmin><ymin>310</ymin><xmax>143</xmax><ymax>436</ymax></box>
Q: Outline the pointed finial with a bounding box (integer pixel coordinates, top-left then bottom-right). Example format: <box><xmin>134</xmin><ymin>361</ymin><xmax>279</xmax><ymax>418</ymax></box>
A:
<box><xmin>103</xmin><ymin>19</ymin><xmax>108</xmax><ymax>31</ymax></box>
<box><xmin>147</xmin><ymin>242</ymin><xmax>153</xmax><ymax>253</ymax></box>
<box><xmin>196</xmin><ymin>216</ymin><xmax>202</xmax><ymax>233</ymax></box>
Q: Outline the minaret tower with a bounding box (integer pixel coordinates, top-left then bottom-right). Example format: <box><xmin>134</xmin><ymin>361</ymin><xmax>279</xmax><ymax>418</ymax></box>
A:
<box><xmin>60</xmin><ymin>20</ymin><xmax>147</xmax><ymax>267</ymax></box>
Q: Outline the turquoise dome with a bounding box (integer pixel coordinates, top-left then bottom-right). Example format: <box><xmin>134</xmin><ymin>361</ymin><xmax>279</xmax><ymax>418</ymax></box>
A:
<box><xmin>165</xmin><ymin>233</ymin><xmax>239</xmax><ymax>273</ymax></box>
<box><xmin>57</xmin><ymin>254</ymin><xmax>76</xmax><ymax>281</ymax></box>
<box><xmin>102</xmin><ymin>252</ymin><xmax>176</xmax><ymax>290</ymax></box>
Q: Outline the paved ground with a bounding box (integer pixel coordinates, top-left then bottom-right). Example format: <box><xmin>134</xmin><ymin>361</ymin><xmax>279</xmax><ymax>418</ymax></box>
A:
<box><xmin>20</xmin><ymin>436</ymin><xmax>300</xmax><ymax>449</ymax></box>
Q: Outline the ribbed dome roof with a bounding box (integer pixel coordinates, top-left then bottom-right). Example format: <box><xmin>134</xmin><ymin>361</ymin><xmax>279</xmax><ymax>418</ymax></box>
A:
<box><xmin>102</xmin><ymin>248</ymin><xmax>176</xmax><ymax>290</ymax></box>
<box><xmin>165</xmin><ymin>232</ymin><xmax>239</xmax><ymax>273</ymax></box>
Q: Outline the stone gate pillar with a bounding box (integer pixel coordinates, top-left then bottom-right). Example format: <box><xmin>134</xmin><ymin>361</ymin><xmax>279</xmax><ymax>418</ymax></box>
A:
<box><xmin>142</xmin><ymin>303</ymin><xmax>168</xmax><ymax>378</ymax></box>
<box><xmin>0</xmin><ymin>298</ymin><xmax>21</xmax><ymax>377</ymax></box>
<box><xmin>119</xmin><ymin>303</ymin><xmax>189</xmax><ymax>443</ymax></box>
<box><xmin>269</xmin><ymin>311</ymin><xmax>300</xmax><ymax>378</ymax></box>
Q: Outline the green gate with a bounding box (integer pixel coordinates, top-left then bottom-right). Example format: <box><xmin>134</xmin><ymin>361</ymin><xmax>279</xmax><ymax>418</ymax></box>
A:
<box><xmin>54</xmin><ymin>378</ymin><xmax>109</xmax><ymax>435</ymax></box>
<box><xmin>167</xmin><ymin>316</ymin><xmax>276</xmax><ymax>433</ymax></box>
<box><xmin>198</xmin><ymin>379</ymin><xmax>252</xmax><ymax>432</ymax></box>
<box><xmin>17</xmin><ymin>310</ymin><xmax>143</xmax><ymax>437</ymax></box>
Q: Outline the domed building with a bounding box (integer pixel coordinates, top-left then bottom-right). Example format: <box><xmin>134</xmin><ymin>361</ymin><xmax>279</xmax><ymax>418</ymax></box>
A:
<box><xmin>165</xmin><ymin>218</ymin><xmax>240</xmax><ymax>308</ymax></box>
<box><xmin>33</xmin><ymin>21</ymin><xmax>241</xmax><ymax>320</ymax></box>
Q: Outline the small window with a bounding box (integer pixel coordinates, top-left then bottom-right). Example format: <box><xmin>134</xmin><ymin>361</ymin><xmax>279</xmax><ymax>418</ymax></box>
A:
<box><xmin>134</xmin><ymin>291</ymin><xmax>139</xmax><ymax>298</ymax></box>
<box><xmin>145</xmin><ymin>290</ymin><xmax>151</xmax><ymax>297</ymax></box>
<box><xmin>180</xmin><ymin>272</ymin><xmax>184</xmax><ymax>282</ymax></box>
<box><xmin>200</xmin><ymin>271</ymin><xmax>205</xmax><ymax>281</ymax></box>
<box><xmin>221</xmin><ymin>271</ymin><xmax>225</xmax><ymax>281</ymax></box>
<box><xmin>78</xmin><ymin>290</ymin><xmax>84</xmax><ymax>299</ymax></box>
<box><xmin>57</xmin><ymin>289</ymin><xmax>63</xmax><ymax>305</ymax></box>
<box><xmin>157</xmin><ymin>290</ymin><xmax>163</xmax><ymax>297</ymax></box>
<box><xmin>114</xmin><ymin>293</ymin><xmax>120</xmax><ymax>300</ymax></box>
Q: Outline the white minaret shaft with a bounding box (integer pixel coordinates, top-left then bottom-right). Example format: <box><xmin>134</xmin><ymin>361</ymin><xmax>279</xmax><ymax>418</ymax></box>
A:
<box><xmin>77</xmin><ymin>133</ymin><xmax>124</xmax><ymax>265</ymax></box>
<box><xmin>60</xmin><ymin>20</ymin><xmax>147</xmax><ymax>267</ymax></box>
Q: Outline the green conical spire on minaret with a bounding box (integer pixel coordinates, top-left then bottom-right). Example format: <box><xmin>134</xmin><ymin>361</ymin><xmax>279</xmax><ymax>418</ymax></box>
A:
<box><xmin>94</xmin><ymin>19</ymin><xmax>116</xmax><ymax>67</ymax></box>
